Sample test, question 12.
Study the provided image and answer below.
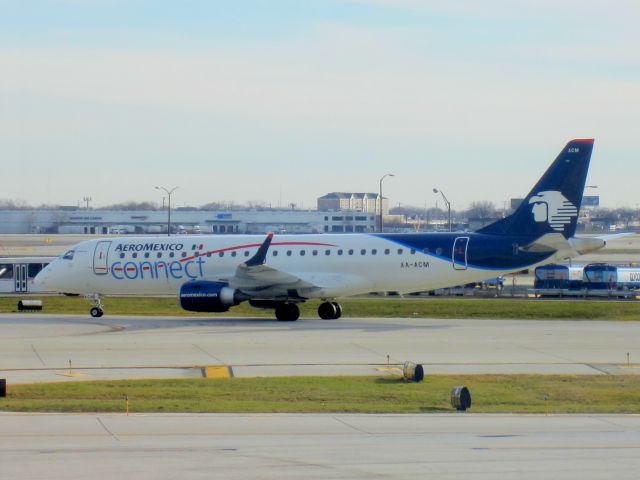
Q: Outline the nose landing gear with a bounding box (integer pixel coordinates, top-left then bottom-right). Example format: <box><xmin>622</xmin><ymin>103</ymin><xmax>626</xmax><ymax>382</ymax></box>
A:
<box><xmin>86</xmin><ymin>294</ymin><xmax>104</xmax><ymax>318</ymax></box>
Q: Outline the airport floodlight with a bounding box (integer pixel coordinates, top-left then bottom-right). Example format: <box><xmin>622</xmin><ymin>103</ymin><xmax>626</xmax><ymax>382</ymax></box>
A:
<box><xmin>155</xmin><ymin>186</ymin><xmax>179</xmax><ymax>236</ymax></box>
<box><xmin>379</xmin><ymin>174</ymin><xmax>395</xmax><ymax>233</ymax></box>
<box><xmin>433</xmin><ymin>188</ymin><xmax>451</xmax><ymax>232</ymax></box>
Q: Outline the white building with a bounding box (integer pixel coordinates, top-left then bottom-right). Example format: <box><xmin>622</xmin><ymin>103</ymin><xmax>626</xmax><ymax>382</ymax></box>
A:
<box><xmin>0</xmin><ymin>208</ymin><xmax>376</xmax><ymax>235</ymax></box>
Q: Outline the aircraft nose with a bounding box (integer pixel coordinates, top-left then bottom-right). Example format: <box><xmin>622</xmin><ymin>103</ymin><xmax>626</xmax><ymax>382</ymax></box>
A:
<box><xmin>34</xmin><ymin>265</ymin><xmax>52</xmax><ymax>289</ymax></box>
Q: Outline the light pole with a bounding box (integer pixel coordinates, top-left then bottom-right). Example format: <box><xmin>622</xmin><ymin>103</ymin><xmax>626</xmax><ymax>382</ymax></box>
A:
<box><xmin>155</xmin><ymin>186</ymin><xmax>179</xmax><ymax>236</ymax></box>
<box><xmin>379</xmin><ymin>173</ymin><xmax>394</xmax><ymax>232</ymax></box>
<box><xmin>433</xmin><ymin>188</ymin><xmax>451</xmax><ymax>232</ymax></box>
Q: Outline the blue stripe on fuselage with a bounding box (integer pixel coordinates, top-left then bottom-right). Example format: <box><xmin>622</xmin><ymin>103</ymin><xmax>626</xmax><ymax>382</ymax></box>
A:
<box><xmin>372</xmin><ymin>233</ymin><xmax>553</xmax><ymax>271</ymax></box>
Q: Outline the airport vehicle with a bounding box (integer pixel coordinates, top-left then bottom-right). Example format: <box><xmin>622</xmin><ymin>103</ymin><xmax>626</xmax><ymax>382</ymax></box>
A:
<box><xmin>36</xmin><ymin>139</ymin><xmax>606</xmax><ymax>320</ymax></box>
<box><xmin>534</xmin><ymin>264</ymin><xmax>585</xmax><ymax>291</ymax></box>
<box><xmin>534</xmin><ymin>263</ymin><xmax>640</xmax><ymax>297</ymax></box>
<box><xmin>583</xmin><ymin>264</ymin><xmax>640</xmax><ymax>292</ymax></box>
<box><xmin>0</xmin><ymin>257</ymin><xmax>56</xmax><ymax>293</ymax></box>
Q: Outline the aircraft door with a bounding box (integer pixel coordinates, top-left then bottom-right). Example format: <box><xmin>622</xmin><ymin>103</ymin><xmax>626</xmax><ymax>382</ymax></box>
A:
<box><xmin>93</xmin><ymin>241</ymin><xmax>112</xmax><ymax>275</ymax></box>
<box><xmin>14</xmin><ymin>264</ymin><xmax>28</xmax><ymax>292</ymax></box>
<box><xmin>452</xmin><ymin>237</ymin><xmax>469</xmax><ymax>270</ymax></box>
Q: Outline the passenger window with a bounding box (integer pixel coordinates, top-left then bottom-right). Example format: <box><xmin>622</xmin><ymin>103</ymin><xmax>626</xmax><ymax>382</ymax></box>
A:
<box><xmin>219</xmin><ymin>252</ymin><xmax>224</xmax><ymax>257</ymax></box>
<box><xmin>384</xmin><ymin>249</ymin><xmax>390</xmax><ymax>255</ymax></box>
<box><xmin>132</xmin><ymin>253</ymin><xmax>138</xmax><ymax>259</ymax></box>
<box><xmin>157</xmin><ymin>252</ymin><xmax>162</xmax><ymax>258</ymax></box>
<box><xmin>273</xmin><ymin>250</ymin><xmax>278</xmax><ymax>257</ymax></box>
<box><xmin>371</xmin><ymin>249</ymin><xmax>377</xmax><ymax>255</ymax></box>
<box><xmin>423</xmin><ymin>248</ymin><xmax>429</xmax><ymax>254</ymax></box>
<box><xmin>300</xmin><ymin>250</ymin><xmax>306</xmax><ymax>256</ymax></box>
<box><xmin>325</xmin><ymin>250</ymin><xmax>331</xmax><ymax>256</ymax></box>
<box><xmin>360</xmin><ymin>249</ymin><xmax>366</xmax><ymax>255</ymax></box>
<box><xmin>338</xmin><ymin>249</ymin><xmax>343</xmax><ymax>255</ymax></box>
<box><xmin>397</xmin><ymin>248</ymin><xmax>403</xmax><ymax>255</ymax></box>
<box><xmin>144</xmin><ymin>252</ymin><xmax>150</xmax><ymax>258</ymax></box>
<box><xmin>119</xmin><ymin>253</ymin><xmax>125</xmax><ymax>259</ymax></box>
<box><xmin>436</xmin><ymin>247</ymin><xmax>443</xmax><ymax>255</ymax></box>
<box><xmin>312</xmin><ymin>250</ymin><xmax>318</xmax><ymax>256</ymax></box>
<box><xmin>170</xmin><ymin>252</ymin><xmax>175</xmax><ymax>258</ymax></box>
<box><xmin>410</xmin><ymin>249</ymin><xmax>416</xmax><ymax>255</ymax></box>
<box><xmin>244</xmin><ymin>251</ymin><xmax>250</xmax><ymax>257</ymax></box>
<box><xmin>181</xmin><ymin>252</ymin><xmax>187</xmax><ymax>258</ymax></box>
<box><xmin>348</xmin><ymin>249</ymin><xmax>354</xmax><ymax>255</ymax></box>
<box><xmin>287</xmin><ymin>250</ymin><xmax>292</xmax><ymax>256</ymax></box>
<box><xmin>206</xmin><ymin>252</ymin><xmax>211</xmax><ymax>257</ymax></box>
<box><xmin>194</xmin><ymin>251</ymin><xmax>199</xmax><ymax>257</ymax></box>
<box><xmin>231</xmin><ymin>251</ymin><xmax>237</xmax><ymax>257</ymax></box>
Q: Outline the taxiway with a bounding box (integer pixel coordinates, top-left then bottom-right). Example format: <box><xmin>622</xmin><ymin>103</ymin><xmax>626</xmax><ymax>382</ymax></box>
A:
<box><xmin>1</xmin><ymin>314</ymin><xmax>638</xmax><ymax>383</ymax></box>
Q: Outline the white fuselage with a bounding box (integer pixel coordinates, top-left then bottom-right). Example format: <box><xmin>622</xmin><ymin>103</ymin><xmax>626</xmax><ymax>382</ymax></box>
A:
<box><xmin>36</xmin><ymin>233</ymin><xmax>557</xmax><ymax>298</ymax></box>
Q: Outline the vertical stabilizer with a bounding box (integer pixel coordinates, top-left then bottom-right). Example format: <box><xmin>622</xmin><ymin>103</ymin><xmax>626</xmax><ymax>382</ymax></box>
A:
<box><xmin>478</xmin><ymin>139</ymin><xmax>594</xmax><ymax>239</ymax></box>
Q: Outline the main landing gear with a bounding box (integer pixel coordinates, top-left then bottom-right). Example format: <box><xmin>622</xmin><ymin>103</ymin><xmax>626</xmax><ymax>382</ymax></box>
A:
<box><xmin>88</xmin><ymin>294</ymin><xmax>104</xmax><ymax>318</ymax></box>
<box><xmin>273</xmin><ymin>301</ymin><xmax>342</xmax><ymax>321</ymax></box>
<box><xmin>275</xmin><ymin>302</ymin><xmax>300</xmax><ymax>321</ymax></box>
<box><xmin>318</xmin><ymin>301</ymin><xmax>342</xmax><ymax>320</ymax></box>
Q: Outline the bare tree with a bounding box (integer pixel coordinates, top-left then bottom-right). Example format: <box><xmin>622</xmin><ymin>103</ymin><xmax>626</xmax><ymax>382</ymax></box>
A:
<box><xmin>466</xmin><ymin>201</ymin><xmax>497</xmax><ymax>219</ymax></box>
<box><xmin>0</xmin><ymin>199</ymin><xmax>31</xmax><ymax>210</ymax></box>
<box><xmin>98</xmin><ymin>201</ymin><xmax>158</xmax><ymax>211</ymax></box>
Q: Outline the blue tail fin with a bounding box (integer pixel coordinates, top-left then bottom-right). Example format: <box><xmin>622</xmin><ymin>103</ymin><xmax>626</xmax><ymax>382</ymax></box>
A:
<box><xmin>478</xmin><ymin>139</ymin><xmax>594</xmax><ymax>239</ymax></box>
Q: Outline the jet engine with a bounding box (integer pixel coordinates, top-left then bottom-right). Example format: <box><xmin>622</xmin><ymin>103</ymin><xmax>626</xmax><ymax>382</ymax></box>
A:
<box><xmin>179</xmin><ymin>281</ymin><xmax>241</xmax><ymax>312</ymax></box>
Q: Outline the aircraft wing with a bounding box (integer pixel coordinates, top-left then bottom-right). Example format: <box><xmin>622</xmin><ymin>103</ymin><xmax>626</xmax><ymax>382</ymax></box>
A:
<box><xmin>230</xmin><ymin>263</ymin><xmax>316</xmax><ymax>292</ymax></box>
<box><xmin>217</xmin><ymin>233</ymin><xmax>319</xmax><ymax>297</ymax></box>
<box><xmin>215</xmin><ymin>234</ymin><xmax>373</xmax><ymax>299</ymax></box>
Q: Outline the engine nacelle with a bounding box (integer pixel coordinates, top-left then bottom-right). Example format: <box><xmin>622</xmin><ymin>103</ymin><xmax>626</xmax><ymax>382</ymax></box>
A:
<box><xmin>179</xmin><ymin>281</ymin><xmax>240</xmax><ymax>312</ymax></box>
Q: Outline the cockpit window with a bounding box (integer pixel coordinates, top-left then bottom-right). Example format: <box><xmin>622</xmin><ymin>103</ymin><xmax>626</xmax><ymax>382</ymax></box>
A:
<box><xmin>62</xmin><ymin>250</ymin><xmax>75</xmax><ymax>260</ymax></box>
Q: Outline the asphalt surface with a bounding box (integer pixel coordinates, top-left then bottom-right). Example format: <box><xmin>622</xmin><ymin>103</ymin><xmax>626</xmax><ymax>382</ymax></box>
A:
<box><xmin>2</xmin><ymin>412</ymin><xmax>640</xmax><ymax>479</ymax></box>
<box><xmin>1</xmin><ymin>313</ymin><xmax>639</xmax><ymax>383</ymax></box>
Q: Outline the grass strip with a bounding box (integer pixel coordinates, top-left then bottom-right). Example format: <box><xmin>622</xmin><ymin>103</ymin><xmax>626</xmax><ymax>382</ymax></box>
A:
<box><xmin>3</xmin><ymin>375</ymin><xmax>640</xmax><ymax>414</ymax></box>
<box><xmin>0</xmin><ymin>296</ymin><xmax>638</xmax><ymax>320</ymax></box>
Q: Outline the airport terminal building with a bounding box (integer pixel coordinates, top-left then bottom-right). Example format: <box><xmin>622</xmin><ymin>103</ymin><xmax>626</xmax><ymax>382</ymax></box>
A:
<box><xmin>0</xmin><ymin>208</ymin><xmax>377</xmax><ymax>235</ymax></box>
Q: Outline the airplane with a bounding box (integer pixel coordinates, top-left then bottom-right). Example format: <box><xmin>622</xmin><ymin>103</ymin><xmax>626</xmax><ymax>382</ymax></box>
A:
<box><xmin>35</xmin><ymin>139</ymin><xmax>606</xmax><ymax>321</ymax></box>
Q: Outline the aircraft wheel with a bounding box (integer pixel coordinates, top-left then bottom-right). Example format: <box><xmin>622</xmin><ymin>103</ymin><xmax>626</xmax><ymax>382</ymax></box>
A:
<box><xmin>331</xmin><ymin>302</ymin><xmax>342</xmax><ymax>319</ymax></box>
<box><xmin>275</xmin><ymin>303</ymin><xmax>299</xmax><ymax>321</ymax></box>
<box><xmin>318</xmin><ymin>301</ymin><xmax>337</xmax><ymax>320</ymax></box>
<box><xmin>90</xmin><ymin>307</ymin><xmax>104</xmax><ymax>318</ymax></box>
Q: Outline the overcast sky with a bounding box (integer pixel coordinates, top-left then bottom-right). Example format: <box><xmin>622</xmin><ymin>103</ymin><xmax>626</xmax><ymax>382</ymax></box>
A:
<box><xmin>1</xmin><ymin>0</ymin><xmax>638</xmax><ymax>210</ymax></box>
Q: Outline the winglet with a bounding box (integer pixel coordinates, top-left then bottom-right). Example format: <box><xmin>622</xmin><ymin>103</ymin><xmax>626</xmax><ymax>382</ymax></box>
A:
<box><xmin>245</xmin><ymin>233</ymin><xmax>274</xmax><ymax>267</ymax></box>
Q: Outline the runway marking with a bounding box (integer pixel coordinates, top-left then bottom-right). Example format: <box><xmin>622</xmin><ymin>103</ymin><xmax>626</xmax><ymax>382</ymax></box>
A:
<box><xmin>330</xmin><ymin>416</ymin><xmax>371</xmax><ymax>435</ymax></box>
<box><xmin>585</xmin><ymin>364</ymin><xmax>611</xmax><ymax>375</ymax></box>
<box><xmin>202</xmin><ymin>366</ymin><xmax>233</xmax><ymax>378</ymax></box>
<box><xmin>30</xmin><ymin>344</ymin><xmax>46</xmax><ymax>366</ymax></box>
<box><xmin>1</xmin><ymin>361</ymin><xmax>636</xmax><ymax>371</ymax></box>
<box><xmin>96</xmin><ymin>417</ymin><xmax>119</xmax><ymax>442</ymax></box>
<box><xmin>192</xmin><ymin>344</ymin><xmax>225</xmax><ymax>363</ymax></box>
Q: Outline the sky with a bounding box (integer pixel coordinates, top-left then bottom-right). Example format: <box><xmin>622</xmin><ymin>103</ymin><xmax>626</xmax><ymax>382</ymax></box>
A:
<box><xmin>1</xmin><ymin>0</ymin><xmax>639</xmax><ymax>210</ymax></box>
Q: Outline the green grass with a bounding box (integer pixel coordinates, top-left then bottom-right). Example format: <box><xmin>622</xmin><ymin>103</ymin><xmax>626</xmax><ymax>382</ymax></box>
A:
<box><xmin>3</xmin><ymin>375</ymin><xmax>640</xmax><ymax>414</ymax></box>
<box><xmin>0</xmin><ymin>295</ymin><xmax>638</xmax><ymax>320</ymax></box>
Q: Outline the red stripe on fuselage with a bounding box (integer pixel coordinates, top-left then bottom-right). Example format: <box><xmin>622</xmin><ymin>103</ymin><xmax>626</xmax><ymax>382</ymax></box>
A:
<box><xmin>179</xmin><ymin>241</ymin><xmax>337</xmax><ymax>262</ymax></box>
